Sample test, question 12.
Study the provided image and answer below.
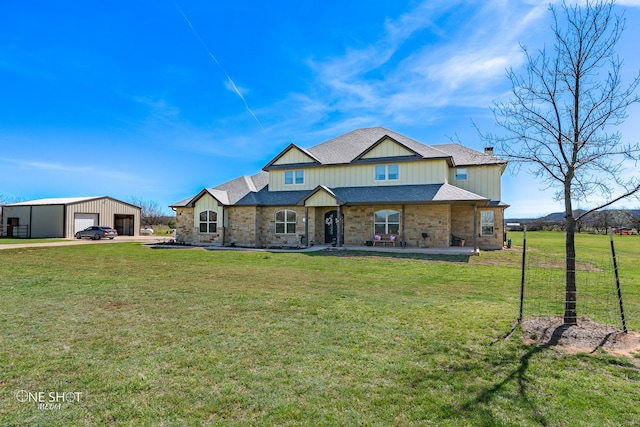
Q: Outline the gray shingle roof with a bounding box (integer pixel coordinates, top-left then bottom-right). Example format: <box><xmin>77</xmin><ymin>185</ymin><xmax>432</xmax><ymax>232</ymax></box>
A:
<box><xmin>232</xmin><ymin>184</ymin><xmax>489</xmax><ymax>206</ymax></box>
<box><xmin>170</xmin><ymin>196</ymin><xmax>195</xmax><ymax>208</ymax></box>
<box><xmin>170</xmin><ymin>172</ymin><xmax>268</xmax><ymax>208</ymax></box>
<box><xmin>432</xmin><ymin>143</ymin><xmax>506</xmax><ymax>166</ymax></box>
<box><xmin>263</xmin><ymin>127</ymin><xmax>505</xmax><ymax>169</ymax></box>
<box><xmin>235</xmin><ymin>187</ymin><xmax>309</xmax><ymax>206</ymax></box>
<box><xmin>329</xmin><ymin>184</ymin><xmax>489</xmax><ymax>205</ymax></box>
<box><xmin>213</xmin><ymin>172</ymin><xmax>269</xmax><ymax>204</ymax></box>
<box><xmin>294</xmin><ymin>127</ymin><xmax>451</xmax><ymax>166</ymax></box>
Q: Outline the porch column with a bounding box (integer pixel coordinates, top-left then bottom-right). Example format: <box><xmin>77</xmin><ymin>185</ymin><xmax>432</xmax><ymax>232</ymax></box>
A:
<box><xmin>401</xmin><ymin>204</ymin><xmax>406</xmax><ymax>248</ymax></box>
<box><xmin>337</xmin><ymin>204</ymin><xmax>343</xmax><ymax>247</ymax></box>
<box><xmin>304</xmin><ymin>206</ymin><xmax>309</xmax><ymax>248</ymax></box>
<box><xmin>473</xmin><ymin>203</ymin><xmax>478</xmax><ymax>251</ymax></box>
<box><xmin>222</xmin><ymin>206</ymin><xmax>226</xmax><ymax>245</ymax></box>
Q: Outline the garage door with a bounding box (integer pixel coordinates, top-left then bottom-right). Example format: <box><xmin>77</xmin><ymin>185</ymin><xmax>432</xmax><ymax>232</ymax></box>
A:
<box><xmin>74</xmin><ymin>213</ymin><xmax>98</xmax><ymax>234</ymax></box>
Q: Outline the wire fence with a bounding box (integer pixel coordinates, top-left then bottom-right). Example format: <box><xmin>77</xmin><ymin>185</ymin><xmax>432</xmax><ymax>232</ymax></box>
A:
<box><xmin>519</xmin><ymin>231</ymin><xmax>627</xmax><ymax>331</ymax></box>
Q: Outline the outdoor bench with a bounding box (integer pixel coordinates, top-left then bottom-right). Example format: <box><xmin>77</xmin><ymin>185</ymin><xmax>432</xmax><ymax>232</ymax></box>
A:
<box><xmin>373</xmin><ymin>234</ymin><xmax>397</xmax><ymax>246</ymax></box>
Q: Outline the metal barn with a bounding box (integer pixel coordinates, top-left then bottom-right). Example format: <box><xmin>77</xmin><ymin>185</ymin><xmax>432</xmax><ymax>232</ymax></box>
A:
<box><xmin>1</xmin><ymin>196</ymin><xmax>141</xmax><ymax>238</ymax></box>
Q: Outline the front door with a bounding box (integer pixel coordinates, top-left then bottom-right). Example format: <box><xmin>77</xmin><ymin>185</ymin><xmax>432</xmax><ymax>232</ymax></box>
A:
<box><xmin>324</xmin><ymin>210</ymin><xmax>343</xmax><ymax>244</ymax></box>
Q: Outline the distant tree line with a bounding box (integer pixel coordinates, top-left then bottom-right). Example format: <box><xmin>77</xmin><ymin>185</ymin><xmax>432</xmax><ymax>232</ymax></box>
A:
<box><xmin>127</xmin><ymin>197</ymin><xmax>175</xmax><ymax>227</ymax></box>
<box><xmin>513</xmin><ymin>209</ymin><xmax>640</xmax><ymax>234</ymax></box>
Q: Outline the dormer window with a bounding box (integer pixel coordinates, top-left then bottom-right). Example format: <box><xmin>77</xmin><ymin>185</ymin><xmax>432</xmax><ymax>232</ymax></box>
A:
<box><xmin>375</xmin><ymin>164</ymin><xmax>399</xmax><ymax>181</ymax></box>
<box><xmin>285</xmin><ymin>170</ymin><xmax>304</xmax><ymax>185</ymax></box>
<box><xmin>455</xmin><ymin>168</ymin><xmax>468</xmax><ymax>181</ymax></box>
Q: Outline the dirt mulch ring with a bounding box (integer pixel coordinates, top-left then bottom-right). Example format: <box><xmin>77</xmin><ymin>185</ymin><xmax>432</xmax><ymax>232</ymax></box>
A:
<box><xmin>521</xmin><ymin>316</ymin><xmax>640</xmax><ymax>359</ymax></box>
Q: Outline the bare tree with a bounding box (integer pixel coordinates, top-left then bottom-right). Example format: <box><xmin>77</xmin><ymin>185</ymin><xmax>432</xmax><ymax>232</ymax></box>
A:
<box><xmin>627</xmin><ymin>209</ymin><xmax>640</xmax><ymax>233</ymax></box>
<box><xmin>592</xmin><ymin>210</ymin><xmax>612</xmax><ymax>234</ymax></box>
<box><xmin>128</xmin><ymin>197</ymin><xmax>164</xmax><ymax>227</ymax></box>
<box><xmin>485</xmin><ymin>1</ymin><xmax>640</xmax><ymax>325</ymax></box>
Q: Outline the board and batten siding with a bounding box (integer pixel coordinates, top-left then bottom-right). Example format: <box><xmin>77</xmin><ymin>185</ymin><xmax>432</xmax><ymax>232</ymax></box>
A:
<box><xmin>449</xmin><ymin>165</ymin><xmax>502</xmax><ymax>201</ymax></box>
<box><xmin>269</xmin><ymin>159</ymin><xmax>449</xmax><ymax>191</ymax></box>
<box><xmin>305</xmin><ymin>191</ymin><xmax>339</xmax><ymax>207</ymax></box>
<box><xmin>64</xmin><ymin>198</ymin><xmax>141</xmax><ymax>238</ymax></box>
<box><xmin>193</xmin><ymin>194</ymin><xmax>224</xmax><ymax>228</ymax></box>
<box><xmin>360</xmin><ymin>138</ymin><xmax>415</xmax><ymax>159</ymax></box>
<box><xmin>272</xmin><ymin>147</ymin><xmax>317</xmax><ymax>165</ymax></box>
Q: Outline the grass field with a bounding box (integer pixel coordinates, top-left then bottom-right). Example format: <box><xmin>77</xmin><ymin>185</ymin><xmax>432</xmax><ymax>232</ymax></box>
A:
<box><xmin>1</xmin><ymin>232</ymin><xmax>639</xmax><ymax>426</ymax></box>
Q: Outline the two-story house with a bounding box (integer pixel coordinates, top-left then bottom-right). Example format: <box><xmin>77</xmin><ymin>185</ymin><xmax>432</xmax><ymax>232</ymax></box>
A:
<box><xmin>171</xmin><ymin>127</ymin><xmax>508</xmax><ymax>250</ymax></box>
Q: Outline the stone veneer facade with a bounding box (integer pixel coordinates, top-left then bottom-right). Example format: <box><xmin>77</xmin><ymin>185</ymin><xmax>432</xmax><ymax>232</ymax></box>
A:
<box><xmin>176</xmin><ymin>204</ymin><xmax>504</xmax><ymax>249</ymax></box>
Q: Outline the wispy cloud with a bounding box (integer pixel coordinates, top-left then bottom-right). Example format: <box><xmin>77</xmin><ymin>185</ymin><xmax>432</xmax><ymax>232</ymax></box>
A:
<box><xmin>2</xmin><ymin>157</ymin><xmax>140</xmax><ymax>182</ymax></box>
<box><xmin>295</xmin><ymin>0</ymin><xmax>551</xmax><ymax>125</ymax></box>
<box><xmin>173</xmin><ymin>1</ymin><xmax>263</xmax><ymax>129</ymax></box>
<box><xmin>132</xmin><ymin>95</ymin><xmax>181</xmax><ymax>127</ymax></box>
<box><xmin>165</xmin><ymin>0</ymin><xmax>636</xmax><ymax>157</ymax></box>
<box><xmin>616</xmin><ymin>0</ymin><xmax>640</xmax><ymax>6</ymax></box>
<box><xmin>2</xmin><ymin>158</ymin><xmax>91</xmax><ymax>173</ymax></box>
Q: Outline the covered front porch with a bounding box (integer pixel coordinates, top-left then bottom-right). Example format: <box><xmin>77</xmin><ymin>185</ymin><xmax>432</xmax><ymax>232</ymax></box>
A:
<box><xmin>301</xmin><ymin>202</ymin><xmax>486</xmax><ymax>251</ymax></box>
<box><xmin>298</xmin><ymin>183</ymin><xmax>501</xmax><ymax>251</ymax></box>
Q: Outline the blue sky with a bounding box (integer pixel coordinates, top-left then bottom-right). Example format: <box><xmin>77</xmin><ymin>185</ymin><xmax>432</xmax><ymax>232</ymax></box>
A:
<box><xmin>1</xmin><ymin>1</ymin><xmax>639</xmax><ymax>218</ymax></box>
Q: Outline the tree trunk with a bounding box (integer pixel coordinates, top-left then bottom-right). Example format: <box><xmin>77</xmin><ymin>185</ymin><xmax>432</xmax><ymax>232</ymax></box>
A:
<box><xmin>564</xmin><ymin>186</ymin><xmax>578</xmax><ymax>325</ymax></box>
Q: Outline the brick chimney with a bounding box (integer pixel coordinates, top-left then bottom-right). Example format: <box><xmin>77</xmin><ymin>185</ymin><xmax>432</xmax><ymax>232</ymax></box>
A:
<box><xmin>484</xmin><ymin>146</ymin><xmax>494</xmax><ymax>156</ymax></box>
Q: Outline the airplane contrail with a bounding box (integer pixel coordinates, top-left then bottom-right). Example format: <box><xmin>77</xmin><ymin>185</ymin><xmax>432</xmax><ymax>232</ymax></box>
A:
<box><xmin>174</xmin><ymin>2</ymin><xmax>264</xmax><ymax>128</ymax></box>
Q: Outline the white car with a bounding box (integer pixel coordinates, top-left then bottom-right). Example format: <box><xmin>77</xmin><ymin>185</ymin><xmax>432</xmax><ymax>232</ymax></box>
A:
<box><xmin>140</xmin><ymin>228</ymin><xmax>155</xmax><ymax>235</ymax></box>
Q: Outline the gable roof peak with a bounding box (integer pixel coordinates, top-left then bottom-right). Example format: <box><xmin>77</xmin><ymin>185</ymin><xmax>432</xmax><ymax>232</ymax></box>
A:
<box><xmin>262</xmin><ymin>143</ymin><xmax>320</xmax><ymax>170</ymax></box>
<box><xmin>306</xmin><ymin>127</ymin><xmax>450</xmax><ymax>165</ymax></box>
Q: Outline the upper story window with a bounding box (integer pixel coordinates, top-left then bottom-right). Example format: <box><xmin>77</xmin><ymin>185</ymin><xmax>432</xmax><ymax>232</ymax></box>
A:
<box><xmin>199</xmin><ymin>210</ymin><xmax>217</xmax><ymax>233</ymax></box>
<box><xmin>481</xmin><ymin>210</ymin><xmax>495</xmax><ymax>236</ymax></box>
<box><xmin>275</xmin><ymin>210</ymin><xmax>296</xmax><ymax>234</ymax></box>
<box><xmin>375</xmin><ymin>164</ymin><xmax>399</xmax><ymax>181</ymax></box>
<box><xmin>285</xmin><ymin>170</ymin><xmax>304</xmax><ymax>185</ymax></box>
<box><xmin>455</xmin><ymin>168</ymin><xmax>468</xmax><ymax>181</ymax></box>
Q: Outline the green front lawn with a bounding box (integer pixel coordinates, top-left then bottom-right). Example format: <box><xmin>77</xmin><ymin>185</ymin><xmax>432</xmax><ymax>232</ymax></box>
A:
<box><xmin>1</xmin><ymin>232</ymin><xmax>639</xmax><ymax>425</ymax></box>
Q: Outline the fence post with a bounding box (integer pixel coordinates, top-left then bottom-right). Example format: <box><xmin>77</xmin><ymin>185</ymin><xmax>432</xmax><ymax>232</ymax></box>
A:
<box><xmin>518</xmin><ymin>226</ymin><xmax>527</xmax><ymax>322</ymax></box>
<box><xmin>609</xmin><ymin>228</ymin><xmax>628</xmax><ymax>333</ymax></box>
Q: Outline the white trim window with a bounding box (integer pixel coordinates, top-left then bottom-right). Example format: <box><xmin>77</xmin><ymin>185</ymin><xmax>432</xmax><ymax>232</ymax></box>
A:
<box><xmin>199</xmin><ymin>210</ymin><xmax>217</xmax><ymax>233</ymax></box>
<box><xmin>374</xmin><ymin>209</ymin><xmax>400</xmax><ymax>234</ymax></box>
<box><xmin>455</xmin><ymin>168</ymin><xmax>468</xmax><ymax>181</ymax></box>
<box><xmin>481</xmin><ymin>210</ymin><xmax>495</xmax><ymax>236</ymax></box>
<box><xmin>375</xmin><ymin>164</ymin><xmax>399</xmax><ymax>181</ymax></box>
<box><xmin>275</xmin><ymin>210</ymin><xmax>296</xmax><ymax>234</ymax></box>
<box><xmin>284</xmin><ymin>170</ymin><xmax>304</xmax><ymax>185</ymax></box>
